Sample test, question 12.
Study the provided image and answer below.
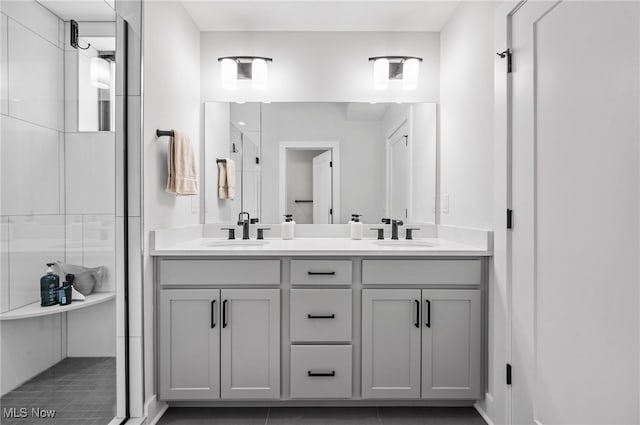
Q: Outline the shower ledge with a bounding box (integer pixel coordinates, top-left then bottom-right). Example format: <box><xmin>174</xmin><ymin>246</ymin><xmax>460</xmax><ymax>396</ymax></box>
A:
<box><xmin>0</xmin><ymin>292</ymin><xmax>115</xmax><ymax>321</ymax></box>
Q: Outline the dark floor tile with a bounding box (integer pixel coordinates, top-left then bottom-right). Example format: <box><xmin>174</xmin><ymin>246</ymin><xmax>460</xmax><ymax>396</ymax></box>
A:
<box><xmin>378</xmin><ymin>407</ymin><xmax>486</xmax><ymax>425</ymax></box>
<box><xmin>267</xmin><ymin>407</ymin><xmax>380</xmax><ymax>425</ymax></box>
<box><xmin>157</xmin><ymin>407</ymin><xmax>269</xmax><ymax>425</ymax></box>
<box><xmin>0</xmin><ymin>357</ymin><xmax>116</xmax><ymax>425</ymax></box>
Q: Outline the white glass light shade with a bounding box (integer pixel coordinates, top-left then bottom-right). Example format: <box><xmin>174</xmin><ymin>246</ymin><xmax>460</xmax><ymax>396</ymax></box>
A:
<box><xmin>90</xmin><ymin>57</ymin><xmax>111</xmax><ymax>89</ymax></box>
<box><xmin>221</xmin><ymin>58</ymin><xmax>238</xmax><ymax>90</ymax></box>
<box><xmin>402</xmin><ymin>58</ymin><xmax>420</xmax><ymax>91</ymax></box>
<box><xmin>252</xmin><ymin>58</ymin><xmax>268</xmax><ymax>90</ymax></box>
<box><xmin>373</xmin><ymin>58</ymin><xmax>389</xmax><ymax>90</ymax></box>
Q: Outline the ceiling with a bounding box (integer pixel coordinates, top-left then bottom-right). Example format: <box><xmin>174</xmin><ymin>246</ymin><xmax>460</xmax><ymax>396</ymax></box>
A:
<box><xmin>37</xmin><ymin>0</ymin><xmax>115</xmax><ymax>21</ymax></box>
<box><xmin>181</xmin><ymin>1</ymin><xmax>461</xmax><ymax>32</ymax></box>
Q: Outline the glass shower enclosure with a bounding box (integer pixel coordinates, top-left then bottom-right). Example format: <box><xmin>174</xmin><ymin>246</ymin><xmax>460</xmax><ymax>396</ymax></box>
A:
<box><xmin>0</xmin><ymin>1</ymin><xmax>129</xmax><ymax>423</ymax></box>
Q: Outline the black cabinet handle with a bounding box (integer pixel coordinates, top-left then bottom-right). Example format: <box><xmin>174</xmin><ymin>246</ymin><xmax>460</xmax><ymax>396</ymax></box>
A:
<box><xmin>307</xmin><ymin>313</ymin><xmax>335</xmax><ymax>319</ymax></box>
<box><xmin>308</xmin><ymin>370</ymin><xmax>336</xmax><ymax>377</ymax></box>
<box><xmin>307</xmin><ymin>271</ymin><xmax>336</xmax><ymax>276</ymax></box>
<box><xmin>414</xmin><ymin>299</ymin><xmax>420</xmax><ymax>328</ymax></box>
<box><xmin>425</xmin><ymin>299</ymin><xmax>431</xmax><ymax>328</ymax></box>
<box><xmin>222</xmin><ymin>299</ymin><xmax>228</xmax><ymax>328</ymax></box>
<box><xmin>211</xmin><ymin>300</ymin><xmax>216</xmax><ymax>328</ymax></box>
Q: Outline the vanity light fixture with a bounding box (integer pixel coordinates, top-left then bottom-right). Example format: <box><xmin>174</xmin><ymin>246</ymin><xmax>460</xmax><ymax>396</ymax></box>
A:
<box><xmin>218</xmin><ymin>56</ymin><xmax>273</xmax><ymax>90</ymax></box>
<box><xmin>368</xmin><ymin>56</ymin><xmax>423</xmax><ymax>91</ymax></box>
<box><xmin>90</xmin><ymin>57</ymin><xmax>111</xmax><ymax>89</ymax></box>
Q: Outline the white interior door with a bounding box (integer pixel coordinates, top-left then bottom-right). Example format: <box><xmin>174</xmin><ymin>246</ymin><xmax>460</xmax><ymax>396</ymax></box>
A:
<box><xmin>312</xmin><ymin>150</ymin><xmax>333</xmax><ymax>224</ymax></box>
<box><xmin>388</xmin><ymin>123</ymin><xmax>410</xmax><ymax>220</ymax></box>
<box><xmin>510</xmin><ymin>2</ymin><xmax>640</xmax><ymax>424</ymax></box>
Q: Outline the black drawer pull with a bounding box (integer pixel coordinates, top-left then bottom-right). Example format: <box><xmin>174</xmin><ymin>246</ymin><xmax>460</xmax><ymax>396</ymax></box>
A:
<box><xmin>211</xmin><ymin>300</ymin><xmax>216</xmax><ymax>328</ymax></box>
<box><xmin>308</xmin><ymin>370</ymin><xmax>335</xmax><ymax>377</ymax></box>
<box><xmin>307</xmin><ymin>313</ymin><xmax>335</xmax><ymax>319</ymax></box>
<box><xmin>425</xmin><ymin>299</ymin><xmax>431</xmax><ymax>328</ymax></box>
<box><xmin>307</xmin><ymin>271</ymin><xmax>336</xmax><ymax>275</ymax></box>
<box><xmin>222</xmin><ymin>299</ymin><xmax>228</xmax><ymax>328</ymax></box>
<box><xmin>414</xmin><ymin>299</ymin><xmax>420</xmax><ymax>328</ymax></box>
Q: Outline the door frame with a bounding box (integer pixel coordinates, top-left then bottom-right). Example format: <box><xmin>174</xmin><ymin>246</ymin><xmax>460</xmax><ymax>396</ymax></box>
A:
<box><xmin>494</xmin><ymin>1</ymin><xmax>524</xmax><ymax>424</ymax></box>
<box><xmin>278</xmin><ymin>141</ymin><xmax>340</xmax><ymax>222</ymax></box>
<box><xmin>385</xmin><ymin>113</ymin><xmax>412</xmax><ymax>219</ymax></box>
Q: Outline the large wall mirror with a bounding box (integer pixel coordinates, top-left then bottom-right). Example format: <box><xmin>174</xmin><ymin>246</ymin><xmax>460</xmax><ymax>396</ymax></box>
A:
<box><xmin>204</xmin><ymin>102</ymin><xmax>437</xmax><ymax>225</ymax></box>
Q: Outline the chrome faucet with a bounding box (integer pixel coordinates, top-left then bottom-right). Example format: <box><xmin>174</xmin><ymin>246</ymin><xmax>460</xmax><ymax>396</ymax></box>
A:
<box><xmin>238</xmin><ymin>212</ymin><xmax>251</xmax><ymax>240</ymax></box>
<box><xmin>382</xmin><ymin>218</ymin><xmax>404</xmax><ymax>240</ymax></box>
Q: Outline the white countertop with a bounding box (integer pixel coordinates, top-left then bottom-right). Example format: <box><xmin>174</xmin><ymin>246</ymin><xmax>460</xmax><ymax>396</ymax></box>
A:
<box><xmin>150</xmin><ymin>237</ymin><xmax>491</xmax><ymax>257</ymax></box>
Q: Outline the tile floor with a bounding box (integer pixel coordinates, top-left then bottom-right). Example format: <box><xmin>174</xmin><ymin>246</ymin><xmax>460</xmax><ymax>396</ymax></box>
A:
<box><xmin>0</xmin><ymin>357</ymin><xmax>116</xmax><ymax>425</ymax></box>
<box><xmin>157</xmin><ymin>406</ymin><xmax>488</xmax><ymax>425</ymax></box>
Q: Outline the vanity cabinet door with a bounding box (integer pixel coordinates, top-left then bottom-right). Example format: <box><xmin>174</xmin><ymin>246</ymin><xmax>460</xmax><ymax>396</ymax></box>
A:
<box><xmin>421</xmin><ymin>289</ymin><xmax>481</xmax><ymax>399</ymax></box>
<box><xmin>361</xmin><ymin>289</ymin><xmax>421</xmax><ymax>399</ymax></box>
<box><xmin>159</xmin><ymin>289</ymin><xmax>220</xmax><ymax>400</ymax></box>
<box><xmin>220</xmin><ymin>289</ymin><xmax>280</xmax><ymax>399</ymax></box>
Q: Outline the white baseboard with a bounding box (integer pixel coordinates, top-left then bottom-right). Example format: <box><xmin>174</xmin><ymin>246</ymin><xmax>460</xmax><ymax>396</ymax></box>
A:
<box><xmin>144</xmin><ymin>395</ymin><xmax>168</xmax><ymax>425</ymax></box>
<box><xmin>475</xmin><ymin>402</ymin><xmax>495</xmax><ymax>425</ymax></box>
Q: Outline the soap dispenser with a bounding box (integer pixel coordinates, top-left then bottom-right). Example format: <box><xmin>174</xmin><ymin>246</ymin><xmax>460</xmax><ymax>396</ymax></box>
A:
<box><xmin>40</xmin><ymin>263</ymin><xmax>60</xmax><ymax>306</ymax></box>
<box><xmin>349</xmin><ymin>214</ymin><xmax>363</xmax><ymax>240</ymax></box>
<box><xmin>281</xmin><ymin>214</ymin><xmax>295</xmax><ymax>240</ymax></box>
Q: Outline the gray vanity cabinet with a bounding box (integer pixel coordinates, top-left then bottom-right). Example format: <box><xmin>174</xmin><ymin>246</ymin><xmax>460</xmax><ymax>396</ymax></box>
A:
<box><xmin>361</xmin><ymin>289</ymin><xmax>422</xmax><ymax>399</ymax></box>
<box><xmin>159</xmin><ymin>288</ymin><xmax>280</xmax><ymax>401</ymax></box>
<box><xmin>159</xmin><ymin>289</ymin><xmax>220</xmax><ymax>400</ymax></box>
<box><xmin>421</xmin><ymin>289</ymin><xmax>481</xmax><ymax>399</ymax></box>
<box><xmin>220</xmin><ymin>289</ymin><xmax>280</xmax><ymax>399</ymax></box>
<box><xmin>361</xmin><ymin>288</ymin><xmax>481</xmax><ymax>400</ymax></box>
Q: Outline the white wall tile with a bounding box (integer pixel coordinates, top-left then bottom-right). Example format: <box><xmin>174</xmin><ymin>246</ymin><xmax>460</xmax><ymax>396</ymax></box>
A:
<box><xmin>65</xmin><ymin>132</ymin><xmax>116</xmax><ymax>214</ymax></box>
<box><xmin>1</xmin><ymin>116</ymin><xmax>61</xmax><ymax>216</ymax></box>
<box><xmin>65</xmin><ymin>214</ymin><xmax>84</xmax><ymax>265</ymax></box>
<box><xmin>115</xmin><ymin>95</ymin><xmax>141</xmax><ymax>218</ymax></box>
<box><xmin>0</xmin><ymin>0</ymin><xmax>59</xmax><ymax>46</ymax></box>
<box><xmin>0</xmin><ymin>315</ymin><xmax>62</xmax><ymax>396</ymax></box>
<box><xmin>115</xmin><ymin>95</ymin><xmax>124</xmax><ymax>217</ymax></box>
<box><xmin>1</xmin><ymin>13</ymin><xmax>8</xmax><ymax>115</ymax></box>
<box><xmin>66</xmin><ymin>298</ymin><xmax>116</xmax><ymax>356</ymax></box>
<box><xmin>1</xmin><ymin>217</ymin><xmax>9</xmax><ymax>313</ymax></box>
<box><xmin>83</xmin><ymin>214</ymin><xmax>116</xmax><ymax>292</ymax></box>
<box><xmin>116</xmin><ymin>336</ymin><xmax>126</xmax><ymax>418</ymax></box>
<box><xmin>7</xmin><ymin>19</ymin><xmax>63</xmax><ymax>131</ymax></box>
<box><xmin>128</xmin><ymin>335</ymin><xmax>144</xmax><ymax>417</ymax></box>
<box><xmin>115</xmin><ymin>217</ymin><xmax>124</xmax><ymax>337</ymax></box>
<box><xmin>127</xmin><ymin>216</ymin><xmax>141</xmax><ymax>337</ymax></box>
<box><xmin>127</xmin><ymin>96</ymin><xmax>141</xmax><ymax>217</ymax></box>
<box><xmin>8</xmin><ymin>215</ymin><xmax>65</xmax><ymax>310</ymax></box>
<box><xmin>64</xmin><ymin>50</ymin><xmax>79</xmax><ymax>132</ymax></box>
<box><xmin>58</xmin><ymin>132</ymin><xmax>65</xmax><ymax>214</ymax></box>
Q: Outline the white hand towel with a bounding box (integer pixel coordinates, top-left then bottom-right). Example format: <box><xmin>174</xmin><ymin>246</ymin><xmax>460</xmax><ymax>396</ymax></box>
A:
<box><xmin>218</xmin><ymin>158</ymin><xmax>236</xmax><ymax>200</ymax></box>
<box><xmin>166</xmin><ymin>130</ymin><xmax>198</xmax><ymax>196</ymax></box>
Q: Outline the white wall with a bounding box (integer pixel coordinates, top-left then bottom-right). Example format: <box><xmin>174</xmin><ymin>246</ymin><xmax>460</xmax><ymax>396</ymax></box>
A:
<box><xmin>142</xmin><ymin>0</ymin><xmax>201</xmax><ymax>403</ymax></box>
<box><xmin>201</xmin><ymin>31</ymin><xmax>439</xmax><ymax>103</ymax></box>
<box><xmin>438</xmin><ymin>2</ymin><xmax>501</xmax><ymax>423</ymax></box>
<box><xmin>261</xmin><ymin>103</ymin><xmax>386</xmax><ymax>224</ymax></box>
<box><xmin>439</xmin><ymin>2</ymin><xmax>495</xmax><ymax>230</ymax></box>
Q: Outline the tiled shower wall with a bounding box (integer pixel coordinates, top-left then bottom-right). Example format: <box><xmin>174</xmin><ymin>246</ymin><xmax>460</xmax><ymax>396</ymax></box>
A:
<box><xmin>0</xmin><ymin>0</ymin><xmax>116</xmax><ymax>395</ymax></box>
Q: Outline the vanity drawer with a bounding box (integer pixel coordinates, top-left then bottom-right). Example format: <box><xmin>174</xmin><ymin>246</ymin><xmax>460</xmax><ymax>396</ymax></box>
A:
<box><xmin>362</xmin><ymin>259</ymin><xmax>481</xmax><ymax>285</ymax></box>
<box><xmin>290</xmin><ymin>345</ymin><xmax>352</xmax><ymax>399</ymax></box>
<box><xmin>291</xmin><ymin>260</ymin><xmax>352</xmax><ymax>285</ymax></box>
<box><xmin>158</xmin><ymin>259</ymin><xmax>280</xmax><ymax>285</ymax></box>
<box><xmin>290</xmin><ymin>289</ymin><xmax>352</xmax><ymax>342</ymax></box>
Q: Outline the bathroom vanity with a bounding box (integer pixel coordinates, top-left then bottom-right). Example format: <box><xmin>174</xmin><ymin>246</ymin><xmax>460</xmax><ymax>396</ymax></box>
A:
<box><xmin>152</xmin><ymin>234</ymin><xmax>490</xmax><ymax>405</ymax></box>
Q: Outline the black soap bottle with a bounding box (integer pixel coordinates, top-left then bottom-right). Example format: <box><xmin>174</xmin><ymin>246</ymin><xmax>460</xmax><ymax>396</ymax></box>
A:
<box><xmin>40</xmin><ymin>263</ymin><xmax>59</xmax><ymax>306</ymax></box>
<box><xmin>58</xmin><ymin>273</ymin><xmax>74</xmax><ymax>306</ymax></box>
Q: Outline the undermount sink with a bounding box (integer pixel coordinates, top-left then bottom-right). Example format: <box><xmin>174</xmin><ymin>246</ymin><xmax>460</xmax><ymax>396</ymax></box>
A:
<box><xmin>372</xmin><ymin>240</ymin><xmax>435</xmax><ymax>248</ymax></box>
<box><xmin>208</xmin><ymin>240</ymin><xmax>270</xmax><ymax>247</ymax></box>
